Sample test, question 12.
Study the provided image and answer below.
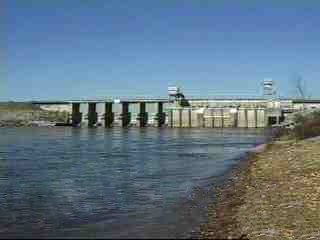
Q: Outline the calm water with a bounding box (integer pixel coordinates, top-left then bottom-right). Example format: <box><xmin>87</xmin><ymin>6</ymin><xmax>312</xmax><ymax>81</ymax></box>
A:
<box><xmin>0</xmin><ymin>127</ymin><xmax>269</xmax><ymax>238</ymax></box>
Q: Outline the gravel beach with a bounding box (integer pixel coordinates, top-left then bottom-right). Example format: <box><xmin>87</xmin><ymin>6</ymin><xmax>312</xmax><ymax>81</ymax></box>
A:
<box><xmin>201</xmin><ymin>138</ymin><xmax>320</xmax><ymax>240</ymax></box>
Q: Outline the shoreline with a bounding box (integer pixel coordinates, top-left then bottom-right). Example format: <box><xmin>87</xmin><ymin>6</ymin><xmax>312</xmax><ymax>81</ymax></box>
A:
<box><xmin>200</xmin><ymin>138</ymin><xmax>320</xmax><ymax>239</ymax></box>
<box><xmin>199</xmin><ymin>147</ymin><xmax>261</xmax><ymax>239</ymax></box>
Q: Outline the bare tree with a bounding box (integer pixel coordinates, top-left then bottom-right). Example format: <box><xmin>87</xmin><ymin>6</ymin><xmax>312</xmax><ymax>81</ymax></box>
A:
<box><xmin>290</xmin><ymin>73</ymin><xmax>310</xmax><ymax>99</ymax></box>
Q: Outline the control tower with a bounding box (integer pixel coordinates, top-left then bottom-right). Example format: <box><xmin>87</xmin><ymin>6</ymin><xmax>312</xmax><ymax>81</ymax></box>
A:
<box><xmin>262</xmin><ymin>79</ymin><xmax>277</xmax><ymax>99</ymax></box>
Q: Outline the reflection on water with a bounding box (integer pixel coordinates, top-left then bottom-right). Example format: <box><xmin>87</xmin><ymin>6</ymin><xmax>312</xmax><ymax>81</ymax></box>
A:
<box><xmin>0</xmin><ymin>127</ymin><xmax>268</xmax><ymax>238</ymax></box>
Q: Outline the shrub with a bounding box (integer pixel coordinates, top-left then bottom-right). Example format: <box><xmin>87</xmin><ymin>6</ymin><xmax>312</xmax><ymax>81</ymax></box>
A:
<box><xmin>293</xmin><ymin>110</ymin><xmax>320</xmax><ymax>140</ymax></box>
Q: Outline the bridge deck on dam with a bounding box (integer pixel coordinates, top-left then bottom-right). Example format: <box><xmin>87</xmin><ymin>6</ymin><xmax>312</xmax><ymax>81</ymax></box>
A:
<box><xmin>31</xmin><ymin>98</ymin><xmax>171</xmax><ymax>104</ymax></box>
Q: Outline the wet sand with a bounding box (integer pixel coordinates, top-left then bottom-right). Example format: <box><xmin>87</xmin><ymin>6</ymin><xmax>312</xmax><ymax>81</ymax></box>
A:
<box><xmin>200</xmin><ymin>139</ymin><xmax>320</xmax><ymax>239</ymax></box>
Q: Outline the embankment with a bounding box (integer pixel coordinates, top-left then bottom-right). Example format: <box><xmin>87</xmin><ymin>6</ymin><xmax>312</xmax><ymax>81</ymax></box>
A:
<box><xmin>0</xmin><ymin>102</ymin><xmax>69</xmax><ymax>127</ymax></box>
<box><xmin>201</xmin><ymin>138</ymin><xmax>320</xmax><ymax>240</ymax></box>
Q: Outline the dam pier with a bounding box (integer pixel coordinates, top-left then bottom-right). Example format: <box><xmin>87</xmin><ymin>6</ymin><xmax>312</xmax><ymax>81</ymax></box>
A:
<box><xmin>67</xmin><ymin>99</ymin><xmax>168</xmax><ymax>128</ymax></box>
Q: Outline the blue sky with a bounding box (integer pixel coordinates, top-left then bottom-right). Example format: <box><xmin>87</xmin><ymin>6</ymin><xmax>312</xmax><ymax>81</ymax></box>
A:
<box><xmin>3</xmin><ymin>0</ymin><xmax>320</xmax><ymax>100</ymax></box>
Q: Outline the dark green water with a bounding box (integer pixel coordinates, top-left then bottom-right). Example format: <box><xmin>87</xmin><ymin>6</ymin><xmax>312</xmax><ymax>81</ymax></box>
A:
<box><xmin>0</xmin><ymin>127</ymin><xmax>268</xmax><ymax>238</ymax></box>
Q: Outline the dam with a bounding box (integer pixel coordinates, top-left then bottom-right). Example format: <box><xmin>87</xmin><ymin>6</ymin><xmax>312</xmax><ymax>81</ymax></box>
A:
<box><xmin>31</xmin><ymin>81</ymin><xmax>320</xmax><ymax>128</ymax></box>
<box><xmin>32</xmin><ymin>95</ymin><xmax>320</xmax><ymax>129</ymax></box>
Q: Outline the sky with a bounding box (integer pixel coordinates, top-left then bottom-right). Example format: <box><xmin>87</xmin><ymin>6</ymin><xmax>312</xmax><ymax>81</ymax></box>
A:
<box><xmin>2</xmin><ymin>0</ymin><xmax>320</xmax><ymax>101</ymax></box>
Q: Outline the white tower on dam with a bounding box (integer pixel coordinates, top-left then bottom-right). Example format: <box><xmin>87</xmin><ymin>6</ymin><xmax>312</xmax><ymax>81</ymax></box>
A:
<box><xmin>262</xmin><ymin>79</ymin><xmax>277</xmax><ymax>99</ymax></box>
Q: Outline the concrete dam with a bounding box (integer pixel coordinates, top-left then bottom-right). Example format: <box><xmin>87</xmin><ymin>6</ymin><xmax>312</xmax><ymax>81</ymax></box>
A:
<box><xmin>31</xmin><ymin>82</ymin><xmax>320</xmax><ymax>128</ymax></box>
<box><xmin>168</xmin><ymin>106</ymin><xmax>270</xmax><ymax>128</ymax></box>
<box><xmin>33</xmin><ymin>95</ymin><xmax>320</xmax><ymax>129</ymax></box>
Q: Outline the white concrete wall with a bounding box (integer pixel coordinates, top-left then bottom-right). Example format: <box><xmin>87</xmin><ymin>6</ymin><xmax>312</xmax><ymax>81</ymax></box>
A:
<box><xmin>172</xmin><ymin>109</ymin><xmax>181</xmax><ymax>127</ymax></box>
<box><xmin>96</xmin><ymin>103</ymin><xmax>105</xmax><ymax>125</ymax></box>
<box><xmin>181</xmin><ymin>109</ymin><xmax>191</xmax><ymax>127</ymax></box>
<box><xmin>237</xmin><ymin>109</ymin><xmax>247</xmax><ymax>128</ymax></box>
<box><xmin>80</xmin><ymin>103</ymin><xmax>89</xmax><ymax>126</ymax></box>
<box><xmin>213</xmin><ymin>109</ymin><xmax>223</xmax><ymax>128</ymax></box>
<box><xmin>266</xmin><ymin>100</ymin><xmax>281</xmax><ymax>109</ymax></box>
<box><xmin>190</xmin><ymin>110</ymin><xmax>200</xmax><ymax>127</ymax></box>
<box><xmin>247</xmin><ymin>110</ymin><xmax>257</xmax><ymax>128</ymax></box>
<box><xmin>204</xmin><ymin>109</ymin><xmax>213</xmax><ymax>128</ymax></box>
<box><xmin>257</xmin><ymin>109</ymin><xmax>266</xmax><ymax>128</ymax></box>
<box><xmin>39</xmin><ymin>104</ymin><xmax>71</xmax><ymax>113</ymax></box>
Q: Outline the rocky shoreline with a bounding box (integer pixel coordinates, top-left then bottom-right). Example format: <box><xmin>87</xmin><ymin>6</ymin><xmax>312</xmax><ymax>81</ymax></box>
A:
<box><xmin>200</xmin><ymin>139</ymin><xmax>320</xmax><ymax>240</ymax></box>
<box><xmin>0</xmin><ymin>119</ymin><xmax>35</xmax><ymax>127</ymax></box>
<box><xmin>0</xmin><ymin>120</ymin><xmax>60</xmax><ymax>127</ymax></box>
<box><xmin>0</xmin><ymin>110</ymin><xmax>69</xmax><ymax>127</ymax></box>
